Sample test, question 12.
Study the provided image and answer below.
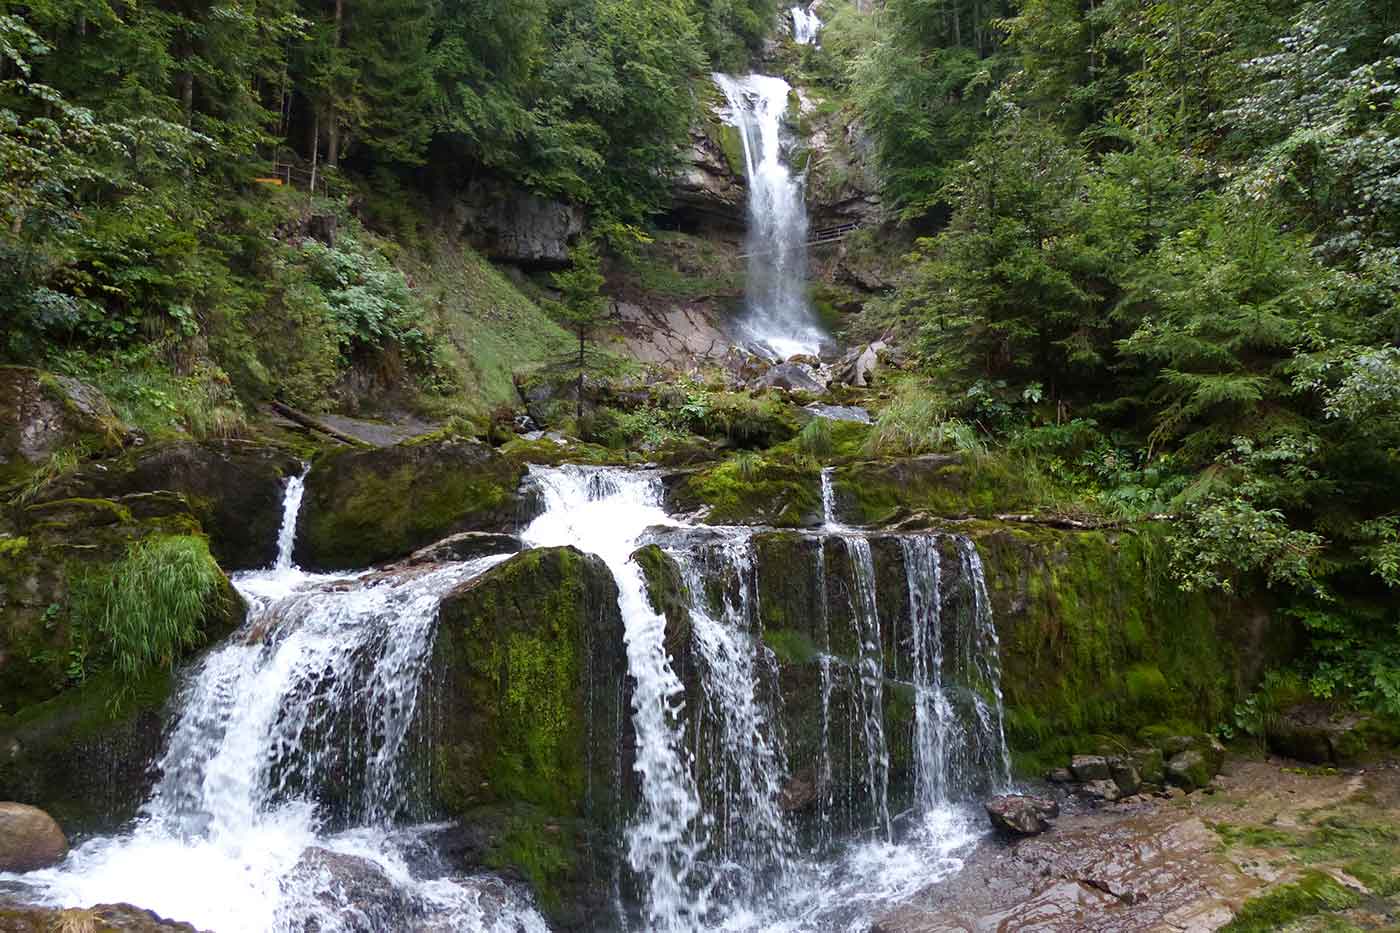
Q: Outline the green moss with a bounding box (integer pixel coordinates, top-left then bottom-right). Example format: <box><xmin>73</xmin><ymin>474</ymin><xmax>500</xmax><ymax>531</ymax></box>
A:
<box><xmin>1223</xmin><ymin>871</ymin><xmax>1361</xmax><ymax>932</ymax></box>
<box><xmin>676</xmin><ymin>457</ymin><xmax>820</xmax><ymax>527</ymax></box>
<box><xmin>763</xmin><ymin>628</ymin><xmax>821</xmax><ymax>665</ymax></box>
<box><xmin>299</xmin><ymin>439</ymin><xmax>525</xmax><ymax>569</ymax></box>
<box><xmin>0</xmin><ymin>536</ymin><xmax>28</xmax><ymax>558</ymax></box>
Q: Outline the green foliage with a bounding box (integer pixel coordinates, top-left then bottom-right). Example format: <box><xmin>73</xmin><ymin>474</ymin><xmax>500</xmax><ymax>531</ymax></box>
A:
<box><xmin>1223</xmin><ymin>871</ymin><xmax>1360</xmax><ymax>932</ymax></box>
<box><xmin>71</xmin><ymin>535</ymin><xmax>225</xmax><ymax>696</ymax></box>
<box><xmin>866</xmin><ymin>382</ymin><xmax>984</xmax><ymax>458</ymax></box>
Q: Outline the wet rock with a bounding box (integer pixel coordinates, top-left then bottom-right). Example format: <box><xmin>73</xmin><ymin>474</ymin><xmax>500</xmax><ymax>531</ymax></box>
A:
<box><xmin>0</xmin><ymin>367</ymin><xmax>129</xmax><ymax>486</ymax></box>
<box><xmin>296</xmin><ymin>437</ymin><xmax>525</xmax><ymax>571</ymax></box>
<box><xmin>43</xmin><ymin>440</ymin><xmax>303</xmax><ymax>570</ymax></box>
<box><xmin>1269</xmin><ymin>703</ymin><xmax>1372</xmax><ymax>765</ymax></box>
<box><xmin>1108</xmin><ymin>757</ymin><xmax>1142</xmax><ymax>796</ymax></box>
<box><xmin>986</xmin><ymin>795</ymin><xmax>1059</xmax><ymax>835</ymax></box>
<box><xmin>833</xmin><ymin>341</ymin><xmax>886</xmax><ymax>388</ymax></box>
<box><xmin>1165</xmin><ymin>750</ymin><xmax>1212</xmax><ymax>791</ymax></box>
<box><xmin>758</xmin><ymin>362</ymin><xmax>826</xmax><ymax>394</ymax></box>
<box><xmin>401</xmin><ymin>532</ymin><xmax>522</xmax><ymax>566</ymax></box>
<box><xmin>430</xmin><ymin>548</ymin><xmax>631</xmax><ymax>928</ymax></box>
<box><xmin>1070</xmin><ymin>755</ymin><xmax>1111</xmax><ymax>782</ymax></box>
<box><xmin>0</xmin><ymin>802</ymin><xmax>67</xmax><ymax>871</ymax></box>
<box><xmin>780</xmin><ymin>769</ymin><xmax>819</xmax><ymax>813</ymax></box>
<box><xmin>1080</xmin><ymin>779</ymin><xmax>1123</xmax><ymax>802</ymax></box>
<box><xmin>1047</xmin><ymin>768</ymin><xmax>1075</xmax><ymax>784</ymax></box>
<box><xmin>803</xmin><ymin>403</ymin><xmax>871</xmax><ymax>424</ymax></box>
<box><xmin>0</xmin><ymin>902</ymin><xmax>199</xmax><ymax>931</ymax></box>
<box><xmin>281</xmin><ymin>847</ymin><xmax>417</xmax><ymax>932</ymax></box>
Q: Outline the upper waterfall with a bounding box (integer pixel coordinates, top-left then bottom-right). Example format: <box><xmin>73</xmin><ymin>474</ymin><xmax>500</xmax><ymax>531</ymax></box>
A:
<box><xmin>713</xmin><ymin>73</ymin><xmax>827</xmax><ymax>361</ymax></box>
<box><xmin>791</xmin><ymin>5</ymin><xmax>822</xmax><ymax>45</ymax></box>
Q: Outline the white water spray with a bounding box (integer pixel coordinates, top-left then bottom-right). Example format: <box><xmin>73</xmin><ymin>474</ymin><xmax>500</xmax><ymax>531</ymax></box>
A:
<box><xmin>791</xmin><ymin>5</ymin><xmax>822</xmax><ymax>45</ymax></box>
<box><xmin>5</xmin><ymin>474</ymin><xmax>546</xmax><ymax>932</ymax></box>
<box><xmin>713</xmin><ymin>73</ymin><xmax>826</xmax><ymax>360</ymax></box>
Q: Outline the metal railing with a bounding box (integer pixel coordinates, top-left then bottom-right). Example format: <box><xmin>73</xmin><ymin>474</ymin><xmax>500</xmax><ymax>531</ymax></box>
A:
<box><xmin>738</xmin><ymin>221</ymin><xmax>861</xmax><ymax>258</ymax></box>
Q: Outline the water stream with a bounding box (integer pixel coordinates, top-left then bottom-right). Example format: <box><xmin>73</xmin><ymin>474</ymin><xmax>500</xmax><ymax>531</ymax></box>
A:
<box><xmin>791</xmin><ymin>5</ymin><xmax>822</xmax><ymax>45</ymax></box>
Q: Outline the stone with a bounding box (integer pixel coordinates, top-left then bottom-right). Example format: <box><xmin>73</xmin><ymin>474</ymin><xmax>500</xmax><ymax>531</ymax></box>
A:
<box><xmin>1130</xmin><ymin>747</ymin><xmax>1166</xmax><ymax>785</ymax></box>
<box><xmin>1080</xmin><ymin>779</ymin><xmax>1123</xmax><ymax>802</ymax></box>
<box><xmin>779</xmin><ymin>769</ymin><xmax>819</xmax><ymax>813</ymax></box>
<box><xmin>43</xmin><ymin>440</ymin><xmax>303</xmax><ymax>570</ymax></box>
<box><xmin>1166</xmin><ymin>750</ymin><xmax>1213</xmax><ymax>791</ymax></box>
<box><xmin>401</xmin><ymin>532</ymin><xmax>522</xmax><ymax>566</ymax></box>
<box><xmin>0</xmin><ymin>802</ymin><xmax>67</xmax><ymax>871</ymax></box>
<box><xmin>1269</xmin><ymin>703</ymin><xmax>1373</xmax><ymax>765</ymax></box>
<box><xmin>0</xmin><ymin>367</ymin><xmax>129</xmax><ymax>486</ymax></box>
<box><xmin>281</xmin><ymin>848</ymin><xmax>417</xmax><ymax>932</ymax></box>
<box><xmin>1108</xmin><ymin>757</ymin><xmax>1142</xmax><ymax>796</ymax></box>
<box><xmin>429</xmin><ymin>547</ymin><xmax>630</xmax><ymax>927</ymax></box>
<box><xmin>1070</xmin><ymin>755</ymin><xmax>1111</xmax><ymax>782</ymax></box>
<box><xmin>985</xmin><ymin>795</ymin><xmax>1059</xmax><ymax>835</ymax></box>
<box><xmin>450</xmin><ymin>178</ymin><xmax>584</xmax><ymax>267</ymax></box>
<box><xmin>1047</xmin><ymin>768</ymin><xmax>1075</xmax><ymax>784</ymax></box>
<box><xmin>758</xmin><ymin>361</ymin><xmax>826</xmax><ymax>394</ymax></box>
<box><xmin>0</xmin><ymin>903</ymin><xmax>199</xmax><ymax>931</ymax></box>
<box><xmin>834</xmin><ymin>340</ymin><xmax>886</xmax><ymax>388</ymax></box>
<box><xmin>296</xmin><ymin>437</ymin><xmax>525</xmax><ymax>571</ymax></box>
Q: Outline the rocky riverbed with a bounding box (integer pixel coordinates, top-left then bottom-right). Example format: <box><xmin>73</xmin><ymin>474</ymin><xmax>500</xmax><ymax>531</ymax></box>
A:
<box><xmin>876</xmin><ymin>757</ymin><xmax>1400</xmax><ymax>932</ymax></box>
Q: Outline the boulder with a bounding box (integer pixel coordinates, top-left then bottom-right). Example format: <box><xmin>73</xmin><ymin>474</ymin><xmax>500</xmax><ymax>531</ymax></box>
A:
<box><xmin>0</xmin><ymin>903</ymin><xmax>199</xmax><ymax>931</ymax></box>
<box><xmin>1070</xmin><ymin>755</ymin><xmax>1111</xmax><ymax>782</ymax></box>
<box><xmin>1268</xmin><ymin>703</ymin><xmax>1372</xmax><ymax>765</ymax></box>
<box><xmin>1080</xmin><ymin>779</ymin><xmax>1123</xmax><ymax>802</ymax></box>
<box><xmin>1108</xmin><ymin>757</ymin><xmax>1142</xmax><ymax>796</ymax></box>
<box><xmin>400</xmin><ymin>532</ymin><xmax>522</xmax><ymax>566</ymax></box>
<box><xmin>985</xmin><ymin>795</ymin><xmax>1059</xmax><ymax>836</ymax></box>
<box><xmin>0</xmin><ymin>367</ymin><xmax>129</xmax><ymax>486</ymax></box>
<box><xmin>295</xmin><ymin>437</ymin><xmax>525</xmax><ymax>571</ymax></box>
<box><xmin>0</xmin><ymin>802</ymin><xmax>67</xmax><ymax>871</ymax></box>
<box><xmin>280</xmin><ymin>848</ymin><xmax>417</xmax><ymax>932</ymax></box>
<box><xmin>428</xmin><ymin>547</ymin><xmax>631</xmax><ymax>928</ymax></box>
<box><xmin>1165</xmin><ymin>750</ymin><xmax>1212</xmax><ymax>791</ymax></box>
<box><xmin>1130</xmin><ymin>747</ymin><xmax>1166</xmax><ymax>785</ymax></box>
<box><xmin>758</xmin><ymin>362</ymin><xmax>826</xmax><ymax>394</ymax></box>
<box><xmin>42</xmin><ymin>440</ymin><xmax>303</xmax><ymax>570</ymax></box>
<box><xmin>1046</xmin><ymin>768</ymin><xmax>1075</xmax><ymax>784</ymax></box>
<box><xmin>834</xmin><ymin>340</ymin><xmax>886</xmax><ymax>388</ymax></box>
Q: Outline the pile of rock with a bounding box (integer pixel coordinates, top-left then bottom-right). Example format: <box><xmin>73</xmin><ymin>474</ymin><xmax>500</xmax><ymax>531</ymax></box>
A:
<box><xmin>985</xmin><ymin>795</ymin><xmax>1060</xmax><ymax>836</ymax></box>
<box><xmin>1048</xmin><ymin>733</ymin><xmax>1227</xmax><ymax>802</ymax></box>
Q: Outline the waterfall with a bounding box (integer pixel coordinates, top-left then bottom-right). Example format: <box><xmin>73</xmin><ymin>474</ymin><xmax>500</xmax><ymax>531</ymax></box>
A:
<box><xmin>521</xmin><ymin>466</ymin><xmax>710</xmax><ymax>932</ymax></box>
<box><xmin>13</xmin><ymin>473</ymin><xmax>546</xmax><ymax>932</ymax></box>
<box><xmin>713</xmin><ymin>73</ymin><xmax>826</xmax><ymax>360</ymax></box>
<box><xmin>791</xmin><ymin>5</ymin><xmax>822</xmax><ymax>45</ymax></box>
<box><xmin>272</xmin><ymin>465</ymin><xmax>308</xmax><ymax>571</ymax></box>
<box><xmin>670</xmin><ymin>535</ymin><xmax>794</xmax><ymax>901</ymax></box>
<box><xmin>841</xmin><ymin>536</ymin><xmax>892</xmax><ymax>841</ymax></box>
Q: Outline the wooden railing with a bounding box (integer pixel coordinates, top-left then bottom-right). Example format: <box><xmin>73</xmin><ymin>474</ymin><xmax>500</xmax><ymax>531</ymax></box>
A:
<box><xmin>738</xmin><ymin>221</ymin><xmax>861</xmax><ymax>258</ymax></box>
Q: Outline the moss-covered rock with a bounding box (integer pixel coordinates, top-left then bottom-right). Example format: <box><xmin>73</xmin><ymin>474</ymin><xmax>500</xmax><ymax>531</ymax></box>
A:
<box><xmin>296</xmin><ymin>437</ymin><xmax>525</xmax><ymax>570</ymax></box>
<box><xmin>830</xmin><ymin>454</ymin><xmax>1040</xmax><ymax>525</ymax></box>
<box><xmin>41</xmin><ymin>439</ymin><xmax>304</xmax><ymax>570</ymax></box>
<box><xmin>0</xmin><ymin>367</ymin><xmax>129</xmax><ymax>488</ymax></box>
<box><xmin>427</xmin><ymin>547</ymin><xmax>631</xmax><ymax>929</ymax></box>
<box><xmin>0</xmin><ymin>492</ymin><xmax>243</xmax><ymax>715</ymax></box>
<box><xmin>665</xmin><ymin>459</ymin><xmax>821</xmax><ymax>527</ymax></box>
<box><xmin>0</xmin><ymin>667</ymin><xmax>180</xmax><ymax>833</ymax></box>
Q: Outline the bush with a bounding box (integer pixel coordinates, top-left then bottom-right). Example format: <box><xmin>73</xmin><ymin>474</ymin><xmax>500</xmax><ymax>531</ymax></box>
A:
<box><xmin>866</xmin><ymin>383</ymin><xmax>984</xmax><ymax>457</ymax></box>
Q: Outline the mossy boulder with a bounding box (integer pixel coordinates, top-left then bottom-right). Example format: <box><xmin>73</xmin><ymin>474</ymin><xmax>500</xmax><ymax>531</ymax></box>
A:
<box><xmin>829</xmin><ymin>454</ymin><xmax>1039</xmax><ymax>525</ymax></box>
<box><xmin>40</xmin><ymin>439</ymin><xmax>304</xmax><ymax>570</ymax></box>
<box><xmin>0</xmin><ymin>367</ymin><xmax>129</xmax><ymax>487</ymax></box>
<box><xmin>0</xmin><ymin>903</ymin><xmax>199</xmax><ymax>932</ymax></box>
<box><xmin>296</xmin><ymin>437</ymin><xmax>526</xmax><ymax>571</ymax></box>
<box><xmin>0</xmin><ymin>667</ymin><xmax>183</xmax><ymax>833</ymax></box>
<box><xmin>664</xmin><ymin>459</ymin><xmax>820</xmax><ymax>527</ymax></box>
<box><xmin>0</xmin><ymin>493</ymin><xmax>243</xmax><ymax>714</ymax></box>
<box><xmin>427</xmin><ymin>547</ymin><xmax>631</xmax><ymax>929</ymax></box>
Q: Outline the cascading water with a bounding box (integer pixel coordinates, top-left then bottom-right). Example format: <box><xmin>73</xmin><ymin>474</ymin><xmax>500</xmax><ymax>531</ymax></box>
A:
<box><xmin>5</xmin><ymin>471</ymin><xmax>547</xmax><ymax>932</ymax></box>
<box><xmin>521</xmin><ymin>466</ymin><xmax>710</xmax><ymax>932</ymax></box>
<box><xmin>791</xmin><ymin>5</ymin><xmax>822</xmax><ymax>45</ymax></box>
<box><xmin>713</xmin><ymin>73</ymin><xmax>826</xmax><ymax>360</ymax></box>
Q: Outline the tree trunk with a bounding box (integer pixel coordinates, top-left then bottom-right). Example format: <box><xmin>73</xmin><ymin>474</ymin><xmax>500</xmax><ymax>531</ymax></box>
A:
<box><xmin>327</xmin><ymin>0</ymin><xmax>344</xmax><ymax>166</ymax></box>
<box><xmin>180</xmin><ymin>71</ymin><xmax>194</xmax><ymax>125</ymax></box>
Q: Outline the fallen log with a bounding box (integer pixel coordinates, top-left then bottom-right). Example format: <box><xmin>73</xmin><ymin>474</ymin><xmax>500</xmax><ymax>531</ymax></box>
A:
<box><xmin>268</xmin><ymin>401</ymin><xmax>366</xmax><ymax>447</ymax></box>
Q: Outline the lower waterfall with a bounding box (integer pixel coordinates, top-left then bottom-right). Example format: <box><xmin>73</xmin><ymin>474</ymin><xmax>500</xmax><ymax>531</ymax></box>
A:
<box><xmin>3</xmin><ymin>463</ymin><xmax>1013</xmax><ymax>933</ymax></box>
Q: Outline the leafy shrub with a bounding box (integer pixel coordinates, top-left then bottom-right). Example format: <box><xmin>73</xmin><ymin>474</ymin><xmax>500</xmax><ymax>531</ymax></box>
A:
<box><xmin>866</xmin><ymin>383</ymin><xmax>984</xmax><ymax>457</ymax></box>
